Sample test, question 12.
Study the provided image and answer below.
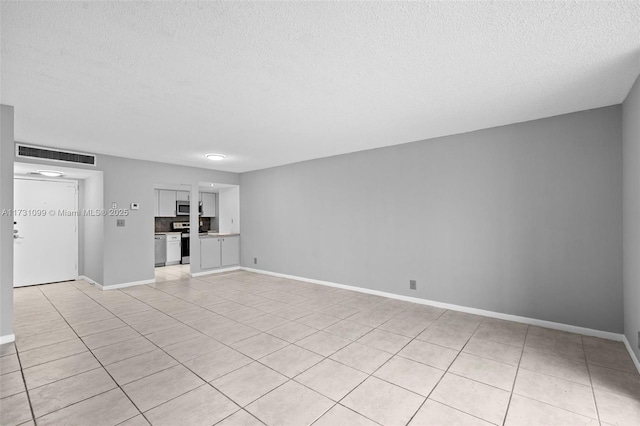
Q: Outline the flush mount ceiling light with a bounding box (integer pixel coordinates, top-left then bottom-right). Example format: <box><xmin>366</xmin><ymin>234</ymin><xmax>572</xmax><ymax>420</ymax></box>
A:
<box><xmin>206</xmin><ymin>154</ymin><xmax>226</xmax><ymax>161</ymax></box>
<box><xmin>34</xmin><ymin>170</ymin><xmax>64</xmax><ymax>177</ymax></box>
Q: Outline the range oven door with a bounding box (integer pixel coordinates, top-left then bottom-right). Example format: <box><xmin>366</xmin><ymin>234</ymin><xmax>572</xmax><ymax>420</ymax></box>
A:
<box><xmin>181</xmin><ymin>234</ymin><xmax>190</xmax><ymax>264</ymax></box>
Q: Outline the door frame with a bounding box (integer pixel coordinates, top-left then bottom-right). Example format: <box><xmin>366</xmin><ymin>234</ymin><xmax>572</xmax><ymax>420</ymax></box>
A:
<box><xmin>13</xmin><ymin>176</ymin><xmax>79</xmax><ymax>286</ymax></box>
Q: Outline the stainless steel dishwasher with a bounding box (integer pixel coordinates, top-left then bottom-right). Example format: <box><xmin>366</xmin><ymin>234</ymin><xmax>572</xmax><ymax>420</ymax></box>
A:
<box><xmin>154</xmin><ymin>234</ymin><xmax>167</xmax><ymax>267</ymax></box>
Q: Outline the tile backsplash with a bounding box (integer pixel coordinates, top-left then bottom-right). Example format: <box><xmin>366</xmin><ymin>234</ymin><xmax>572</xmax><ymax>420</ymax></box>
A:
<box><xmin>155</xmin><ymin>216</ymin><xmax>212</xmax><ymax>233</ymax></box>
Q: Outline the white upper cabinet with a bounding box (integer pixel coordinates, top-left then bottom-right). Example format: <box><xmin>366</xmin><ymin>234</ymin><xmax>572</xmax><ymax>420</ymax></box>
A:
<box><xmin>200</xmin><ymin>192</ymin><xmax>216</xmax><ymax>217</ymax></box>
<box><xmin>157</xmin><ymin>190</ymin><xmax>177</xmax><ymax>217</ymax></box>
<box><xmin>176</xmin><ymin>191</ymin><xmax>189</xmax><ymax>201</ymax></box>
<box><xmin>153</xmin><ymin>189</ymin><xmax>159</xmax><ymax>217</ymax></box>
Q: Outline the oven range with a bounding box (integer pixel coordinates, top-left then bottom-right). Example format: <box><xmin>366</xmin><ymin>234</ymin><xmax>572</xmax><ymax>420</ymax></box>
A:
<box><xmin>172</xmin><ymin>222</ymin><xmax>195</xmax><ymax>264</ymax></box>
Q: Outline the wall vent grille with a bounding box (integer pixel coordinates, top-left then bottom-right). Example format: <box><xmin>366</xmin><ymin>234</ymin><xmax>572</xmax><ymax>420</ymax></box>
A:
<box><xmin>16</xmin><ymin>144</ymin><xmax>96</xmax><ymax>166</ymax></box>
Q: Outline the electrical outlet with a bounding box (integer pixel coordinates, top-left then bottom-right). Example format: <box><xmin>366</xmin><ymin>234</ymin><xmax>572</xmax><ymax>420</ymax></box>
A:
<box><xmin>410</xmin><ymin>280</ymin><xmax>416</xmax><ymax>290</ymax></box>
<box><xmin>254</xmin><ymin>257</ymin><xmax>257</xmax><ymax>264</ymax></box>
<box><xmin>116</xmin><ymin>219</ymin><xmax>125</xmax><ymax>227</ymax></box>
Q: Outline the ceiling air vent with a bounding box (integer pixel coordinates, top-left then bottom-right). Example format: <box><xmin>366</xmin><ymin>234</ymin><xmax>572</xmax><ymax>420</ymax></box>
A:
<box><xmin>16</xmin><ymin>144</ymin><xmax>96</xmax><ymax>166</ymax></box>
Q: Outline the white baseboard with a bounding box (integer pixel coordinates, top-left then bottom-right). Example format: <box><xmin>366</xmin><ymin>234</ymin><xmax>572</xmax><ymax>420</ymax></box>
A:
<box><xmin>191</xmin><ymin>266</ymin><xmax>240</xmax><ymax>277</ymax></box>
<box><xmin>241</xmin><ymin>267</ymin><xmax>624</xmax><ymax>343</ymax></box>
<box><xmin>78</xmin><ymin>275</ymin><xmax>100</xmax><ymax>286</ymax></box>
<box><xmin>0</xmin><ymin>334</ymin><xmax>15</xmax><ymax>345</ymax></box>
<box><xmin>97</xmin><ymin>278</ymin><xmax>155</xmax><ymax>291</ymax></box>
<box><xmin>623</xmin><ymin>335</ymin><xmax>640</xmax><ymax>374</ymax></box>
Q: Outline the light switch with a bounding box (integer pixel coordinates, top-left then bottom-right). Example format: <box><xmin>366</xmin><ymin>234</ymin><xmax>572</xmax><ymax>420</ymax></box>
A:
<box><xmin>130</xmin><ymin>203</ymin><xmax>139</xmax><ymax>210</ymax></box>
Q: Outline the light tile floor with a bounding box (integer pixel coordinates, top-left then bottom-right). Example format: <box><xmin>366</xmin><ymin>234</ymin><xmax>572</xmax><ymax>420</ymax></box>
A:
<box><xmin>154</xmin><ymin>264</ymin><xmax>192</xmax><ymax>282</ymax></box>
<box><xmin>2</xmin><ymin>268</ymin><xmax>639</xmax><ymax>426</ymax></box>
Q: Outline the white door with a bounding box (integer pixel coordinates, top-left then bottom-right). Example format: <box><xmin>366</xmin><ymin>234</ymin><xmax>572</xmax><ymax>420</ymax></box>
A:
<box><xmin>14</xmin><ymin>178</ymin><xmax>78</xmax><ymax>287</ymax></box>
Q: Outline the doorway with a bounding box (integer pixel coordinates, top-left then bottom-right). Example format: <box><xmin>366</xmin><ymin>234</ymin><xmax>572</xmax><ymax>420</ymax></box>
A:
<box><xmin>153</xmin><ymin>183</ymin><xmax>194</xmax><ymax>281</ymax></box>
<box><xmin>13</xmin><ymin>178</ymin><xmax>78</xmax><ymax>287</ymax></box>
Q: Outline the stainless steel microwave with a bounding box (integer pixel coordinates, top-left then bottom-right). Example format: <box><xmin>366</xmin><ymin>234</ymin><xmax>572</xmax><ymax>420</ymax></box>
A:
<box><xmin>176</xmin><ymin>201</ymin><xmax>202</xmax><ymax>216</ymax></box>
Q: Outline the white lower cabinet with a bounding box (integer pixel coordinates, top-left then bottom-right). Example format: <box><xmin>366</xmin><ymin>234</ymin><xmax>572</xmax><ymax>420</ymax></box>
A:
<box><xmin>221</xmin><ymin>236</ymin><xmax>240</xmax><ymax>266</ymax></box>
<box><xmin>200</xmin><ymin>235</ymin><xmax>239</xmax><ymax>269</ymax></box>
<box><xmin>166</xmin><ymin>234</ymin><xmax>181</xmax><ymax>265</ymax></box>
<box><xmin>200</xmin><ymin>237</ymin><xmax>222</xmax><ymax>269</ymax></box>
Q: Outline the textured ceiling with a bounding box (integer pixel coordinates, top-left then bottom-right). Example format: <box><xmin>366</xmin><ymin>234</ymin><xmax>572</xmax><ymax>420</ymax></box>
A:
<box><xmin>1</xmin><ymin>1</ymin><xmax>639</xmax><ymax>173</ymax></box>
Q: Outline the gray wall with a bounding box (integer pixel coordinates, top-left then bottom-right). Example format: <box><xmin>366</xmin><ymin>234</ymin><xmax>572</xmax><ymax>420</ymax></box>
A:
<box><xmin>241</xmin><ymin>106</ymin><xmax>623</xmax><ymax>333</ymax></box>
<box><xmin>0</xmin><ymin>105</ymin><xmax>15</xmax><ymax>341</ymax></box>
<box><xmin>16</xmin><ymin>152</ymin><xmax>239</xmax><ymax>287</ymax></box>
<box><xmin>623</xmin><ymin>73</ymin><xmax>640</xmax><ymax>360</ymax></box>
<box><xmin>81</xmin><ymin>173</ymin><xmax>104</xmax><ymax>284</ymax></box>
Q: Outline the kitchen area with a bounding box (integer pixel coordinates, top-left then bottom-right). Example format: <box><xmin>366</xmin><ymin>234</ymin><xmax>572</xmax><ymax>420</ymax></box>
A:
<box><xmin>153</xmin><ymin>182</ymin><xmax>240</xmax><ymax>280</ymax></box>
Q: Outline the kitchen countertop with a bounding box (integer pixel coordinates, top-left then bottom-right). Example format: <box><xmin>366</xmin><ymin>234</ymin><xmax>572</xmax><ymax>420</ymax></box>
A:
<box><xmin>156</xmin><ymin>231</ymin><xmax>240</xmax><ymax>238</ymax></box>
<box><xmin>199</xmin><ymin>233</ymin><xmax>240</xmax><ymax>238</ymax></box>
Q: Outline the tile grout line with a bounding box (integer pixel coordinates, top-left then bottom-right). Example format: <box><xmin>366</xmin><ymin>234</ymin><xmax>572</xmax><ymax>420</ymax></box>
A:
<box><xmin>212</xmin><ymin>408</ymin><xmax>268</xmax><ymax>426</ymax></box>
<box><xmin>328</xmin><ymin>314</ymin><xmax>446</xmax><ymax>426</ymax></box>
<box><xmin>34</xmin><ymin>284</ymin><xmax>153</xmax><ymax>425</ymax></box>
<box><xmin>582</xmin><ymin>335</ymin><xmax>603</xmax><ymax>424</ymax></box>
<box><xmin>12</xmin><ymin>343</ymin><xmax>37</xmax><ymax>425</ymax></box>
<box><xmin>500</xmin><ymin>324</ymin><xmax>529</xmax><ymax>426</ymax></box>
<box><xmin>513</xmin><ymin>331</ymin><xmax>612</xmax><ymax>421</ymax></box>
<box><xmin>402</xmin><ymin>317</ymin><xmax>487</xmax><ymax>426</ymax></box>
